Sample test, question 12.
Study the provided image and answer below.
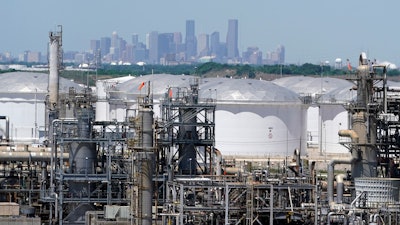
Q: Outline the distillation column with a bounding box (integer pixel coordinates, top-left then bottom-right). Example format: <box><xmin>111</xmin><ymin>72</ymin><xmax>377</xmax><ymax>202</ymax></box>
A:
<box><xmin>351</xmin><ymin>53</ymin><xmax>378</xmax><ymax>178</ymax></box>
<box><xmin>47</xmin><ymin>26</ymin><xmax>62</xmax><ymax>126</ymax></box>
<box><xmin>48</xmin><ymin>27</ymin><xmax>61</xmax><ymax>111</ymax></box>
<box><xmin>134</xmin><ymin>105</ymin><xmax>155</xmax><ymax>225</ymax></box>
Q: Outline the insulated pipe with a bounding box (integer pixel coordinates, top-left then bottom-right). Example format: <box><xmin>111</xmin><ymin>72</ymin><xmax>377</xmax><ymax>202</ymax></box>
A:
<box><xmin>338</xmin><ymin>130</ymin><xmax>359</xmax><ymax>143</ymax></box>
<box><xmin>214</xmin><ymin>148</ymin><xmax>222</xmax><ymax>177</ymax></box>
<box><xmin>0</xmin><ymin>151</ymin><xmax>69</xmax><ymax>161</ymax></box>
<box><xmin>336</xmin><ymin>174</ymin><xmax>345</xmax><ymax>204</ymax></box>
<box><xmin>205</xmin><ymin>147</ymin><xmax>222</xmax><ymax>177</ymax></box>
<box><xmin>0</xmin><ymin>116</ymin><xmax>9</xmax><ymax>142</ymax></box>
<box><xmin>328</xmin><ymin>158</ymin><xmax>355</xmax><ymax>204</ymax></box>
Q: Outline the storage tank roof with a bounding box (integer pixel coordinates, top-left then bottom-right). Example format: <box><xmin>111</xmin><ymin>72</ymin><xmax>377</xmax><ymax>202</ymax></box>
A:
<box><xmin>0</xmin><ymin>72</ymin><xmax>83</xmax><ymax>93</ymax></box>
<box><xmin>117</xmin><ymin>74</ymin><xmax>193</xmax><ymax>95</ymax></box>
<box><xmin>201</xmin><ymin>77</ymin><xmax>300</xmax><ymax>102</ymax></box>
<box><xmin>273</xmin><ymin>76</ymin><xmax>352</xmax><ymax>96</ymax></box>
<box><xmin>116</xmin><ymin>74</ymin><xmax>301</xmax><ymax>102</ymax></box>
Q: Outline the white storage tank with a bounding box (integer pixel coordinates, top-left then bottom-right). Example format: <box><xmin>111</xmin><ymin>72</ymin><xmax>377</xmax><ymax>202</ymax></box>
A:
<box><xmin>112</xmin><ymin>74</ymin><xmax>307</xmax><ymax>157</ymax></box>
<box><xmin>273</xmin><ymin>76</ymin><xmax>354</xmax><ymax>154</ymax></box>
<box><xmin>200</xmin><ymin>78</ymin><xmax>307</xmax><ymax>156</ymax></box>
<box><xmin>0</xmin><ymin>72</ymin><xmax>83</xmax><ymax>143</ymax></box>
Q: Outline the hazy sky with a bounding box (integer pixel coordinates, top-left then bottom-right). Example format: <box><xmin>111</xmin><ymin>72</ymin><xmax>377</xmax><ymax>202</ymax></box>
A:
<box><xmin>2</xmin><ymin>0</ymin><xmax>399</xmax><ymax>65</ymax></box>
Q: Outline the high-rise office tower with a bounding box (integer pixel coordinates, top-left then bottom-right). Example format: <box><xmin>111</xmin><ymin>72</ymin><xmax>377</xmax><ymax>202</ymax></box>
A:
<box><xmin>242</xmin><ymin>47</ymin><xmax>262</xmax><ymax>65</ymax></box>
<box><xmin>133</xmin><ymin>43</ymin><xmax>146</xmax><ymax>63</ymax></box>
<box><xmin>173</xmin><ymin>32</ymin><xmax>182</xmax><ymax>45</ymax></box>
<box><xmin>226</xmin><ymin>19</ymin><xmax>239</xmax><ymax>59</ymax></box>
<box><xmin>185</xmin><ymin>20</ymin><xmax>197</xmax><ymax>61</ymax></box>
<box><xmin>132</xmin><ymin>34</ymin><xmax>139</xmax><ymax>46</ymax></box>
<box><xmin>210</xmin><ymin>32</ymin><xmax>220</xmax><ymax>56</ymax></box>
<box><xmin>158</xmin><ymin>33</ymin><xmax>174</xmax><ymax>58</ymax></box>
<box><xmin>276</xmin><ymin>45</ymin><xmax>285</xmax><ymax>64</ymax></box>
<box><xmin>173</xmin><ymin>32</ymin><xmax>185</xmax><ymax>55</ymax></box>
<box><xmin>90</xmin><ymin>40</ymin><xmax>100</xmax><ymax>54</ymax></box>
<box><xmin>148</xmin><ymin>31</ymin><xmax>159</xmax><ymax>64</ymax></box>
<box><xmin>111</xmin><ymin>31</ymin><xmax>119</xmax><ymax>48</ymax></box>
<box><xmin>100</xmin><ymin>37</ymin><xmax>111</xmax><ymax>56</ymax></box>
<box><xmin>197</xmin><ymin>34</ymin><xmax>209</xmax><ymax>57</ymax></box>
<box><xmin>110</xmin><ymin>31</ymin><xmax>121</xmax><ymax>61</ymax></box>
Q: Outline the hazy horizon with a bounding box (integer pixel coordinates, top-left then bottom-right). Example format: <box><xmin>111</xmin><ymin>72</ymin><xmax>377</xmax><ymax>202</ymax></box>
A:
<box><xmin>2</xmin><ymin>0</ymin><xmax>400</xmax><ymax>66</ymax></box>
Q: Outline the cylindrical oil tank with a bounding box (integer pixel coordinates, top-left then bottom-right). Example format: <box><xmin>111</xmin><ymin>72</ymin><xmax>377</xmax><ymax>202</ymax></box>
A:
<box><xmin>201</xmin><ymin>78</ymin><xmax>307</xmax><ymax>157</ymax></box>
<box><xmin>0</xmin><ymin>72</ymin><xmax>83</xmax><ymax>144</ymax></box>
<box><xmin>273</xmin><ymin>76</ymin><xmax>354</xmax><ymax>154</ymax></box>
<box><xmin>111</xmin><ymin>75</ymin><xmax>308</xmax><ymax>157</ymax></box>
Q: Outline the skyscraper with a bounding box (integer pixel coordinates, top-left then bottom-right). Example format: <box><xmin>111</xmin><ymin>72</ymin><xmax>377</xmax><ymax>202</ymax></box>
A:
<box><xmin>132</xmin><ymin>34</ymin><xmax>139</xmax><ymax>46</ymax></box>
<box><xmin>226</xmin><ymin>19</ymin><xmax>239</xmax><ymax>59</ymax></box>
<box><xmin>185</xmin><ymin>20</ymin><xmax>197</xmax><ymax>61</ymax></box>
<box><xmin>210</xmin><ymin>32</ymin><xmax>220</xmax><ymax>56</ymax></box>
<box><xmin>210</xmin><ymin>31</ymin><xmax>226</xmax><ymax>62</ymax></box>
<box><xmin>90</xmin><ymin>40</ymin><xmax>100</xmax><ymax>54</ymax></box>
<box><xmin>197</xmin><ymin>34</ymin><xmax>209</xmax><ymax>57</ymax></box>
<box><xmin>100</xmin><ymin>37</ymin><xmax>111</xmax><ymax>56</ymax></box>
<box><xmin>276</xmin><ymin>45</ymin><xmax>285</xmax><ymax>64</ymax></box>
<box><xmin>110</xmin><ymin>31</ymin><xmax>120</xmax><ymax>61</ymax></box>
<box><xmin>158</xmin><ymin>33</ymin><xmax>174</xmax><ymax>60</ymax></box>
<box><xmin>148</xmin><ymin>31</ymin><xmax>159</xmax><ymax>64</ymax></box>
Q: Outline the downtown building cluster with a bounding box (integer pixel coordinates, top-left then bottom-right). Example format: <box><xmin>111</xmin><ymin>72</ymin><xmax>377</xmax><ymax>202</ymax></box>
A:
<box><xmin>89</xmin><ymin>19</ymin><xmax>285</xmax><ymax>66</ymax></box>
<box><xmin>0</xmin><ymin>19</ymin><xmax>285</xmax><ymax>66</ymax></box>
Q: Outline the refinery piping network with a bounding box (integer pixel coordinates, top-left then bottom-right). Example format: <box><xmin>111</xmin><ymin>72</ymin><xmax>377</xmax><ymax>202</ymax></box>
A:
<box><xmin>0</xmin><ymin>27</ymin><xmax>400</xmax><ymax>225</ymax></box>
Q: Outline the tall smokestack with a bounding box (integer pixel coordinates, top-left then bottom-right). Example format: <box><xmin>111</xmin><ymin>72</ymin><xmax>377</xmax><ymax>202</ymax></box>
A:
<box><xmin>48</xmin><ymin>26</ymin><xmax>62</xmax><ymax>111</ymax></box>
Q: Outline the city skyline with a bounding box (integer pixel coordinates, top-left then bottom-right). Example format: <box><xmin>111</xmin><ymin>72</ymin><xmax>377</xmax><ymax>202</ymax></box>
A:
<box><xmin>83</xmin><ymin>19</ymin><xmax>284</xmax><ymax>65</ymax></box>
<box><xmin>1</xmin><ymin>19</ymin><xmax>286</xmax><ymax>66</ymax></box>
<box><xmin>2</xmin><ymin>0</ymin><xmax>400</xmax><ymax>66</ymax></box>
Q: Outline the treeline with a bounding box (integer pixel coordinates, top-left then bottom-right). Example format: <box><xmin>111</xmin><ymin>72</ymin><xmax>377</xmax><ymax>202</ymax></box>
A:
<box><xmin>94</xmin><ymin>62</ymin><xmax>400</xmax><ymax>77</ymax></box>
<box><xmin>58</xmin><ymin>62</ymin><xmax>400</xmax><ymax>86</ymax></box>
<box><xmin>4</xmin><ymin>62</ymin><xmax>399</xmax><ymax>86</ymax></box>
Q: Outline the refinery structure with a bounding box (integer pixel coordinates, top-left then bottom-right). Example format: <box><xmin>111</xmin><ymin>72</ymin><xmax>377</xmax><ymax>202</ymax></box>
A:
<box><xmin>1</xmin><ymin>28</ymin><xmax>400</xmax><ymax>225</ymax></box>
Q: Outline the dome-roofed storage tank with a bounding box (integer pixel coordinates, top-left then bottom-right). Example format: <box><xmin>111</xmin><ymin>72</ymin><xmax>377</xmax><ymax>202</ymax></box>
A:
<box><xmin>109</xmin><ymin>74</ymin><xmax>307</xmax><ymax>157</ymax></box>
<box><xmin>200</xmin><ymin>77</ymin><xmax>307</xmax><ymax>156</ymax></box>
<box><xmin>273</xmin><ymin>76</ymin><xmax>354</xmax><ymax>154</ymax></box>
<box><xmin>0</xmin><ymin>72</ymin><xmax>83</xmax><ymax>144</ymax></box>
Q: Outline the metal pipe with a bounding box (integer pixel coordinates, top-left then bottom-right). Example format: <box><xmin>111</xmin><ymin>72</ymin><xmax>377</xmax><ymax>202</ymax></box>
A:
<box><xmin>0</xmin><ymin>116</ymin><xmax>9</xmax><ymax>142</ymax></box>
<box><xmin>328</xmin><ymin>158</ymin><xmax>355</xmax><ymax>204</ymax></box>
<box><xmin>336</xmin><ymin>174</ymin><xmax>345</xmax><ymax>204</ymax></box>
<box><xmin>225</xmin><ymin>184</ymin><xmax>229</xmax><ymax>225</ymax></box>
<box><xmin>338</xmin><ymin>129</ymin><xmax>359</xmax><ymax>143</ymax></box>
<box><xmin>85</xmin><ymin>211</ymin><xmax>104</xmax><ymax>225</ymax></box>
<box><xmin>270</xmin><ymin>184</ymin><xmax>273</xmax><ymax>225</ymax></box>
<box><xmin>214</xmin><ymin>148</ymin><xmax>222</xmax><ymax>177</ymax></box>
<box><xmin>0</xmin><ymin>151</ymin><xmax>68</xmax><ymax>161</ymax></box>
